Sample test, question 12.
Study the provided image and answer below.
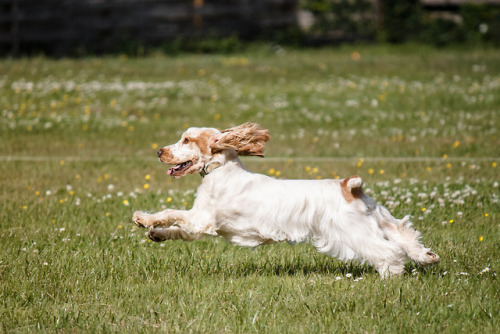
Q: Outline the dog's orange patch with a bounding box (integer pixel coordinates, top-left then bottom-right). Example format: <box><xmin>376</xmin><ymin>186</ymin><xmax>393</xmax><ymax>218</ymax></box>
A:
<box><xmin>159</xmin><ymin>147</ymin><xmax>174</xmax><ymax>163</ymax></box>
<box><xmin>188</xmin><ymin>130</ymin><xmax>213</xmax><ymax>156</ymax></box>
<box><xmin>341</xmin><ymin>175</ymin><xmax>364</xmax><ymax>202</ymax></box>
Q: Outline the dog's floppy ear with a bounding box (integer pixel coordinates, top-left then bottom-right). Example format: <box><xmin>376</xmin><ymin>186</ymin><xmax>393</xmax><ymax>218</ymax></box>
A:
<box><xmin>211</xmin><ymin>122</ymin><xmax>270</xmax><ymax>157</ymax></box>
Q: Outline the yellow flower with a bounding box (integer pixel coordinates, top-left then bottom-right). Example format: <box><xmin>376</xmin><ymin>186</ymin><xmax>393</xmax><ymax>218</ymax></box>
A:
<box><xmin>446</xmin><ymin>163</ymin><xmax>452</xmax><ymax>169</ymax></box>
<box><xmin>268</xmin><ymin>168</ymin><xmax>276</xmax><ymax>175</ymax></box>
<box><xmin>356</xmin><ymin>158</ymin><xmax>364</xmax><ymax>168</ymax></box>
<box><xmin>105</xmin><ymin>212</ymin><xmax>110</xmax><ymax>217</ymax></box>
<box><xmin>493</xmin><ymin>162</ymin><xmax>497</xmax><ymax>168</ymax></box>
<box><xmin>69</xmin><ymin>191</ymin><xmax>75</xmax><ymax>196</ymax></box>
<box><xmin>426</xmin><ymin>166</ymin><xmax>432</xmax><ymax>172</ymax></box>
<box><xmin>449</xmin><ymin>219</ymin><xmax>454</xmax><ymax>224</ymax></box>
<box><xmin>35</xmin><ymin>191</ymin><xmax>40</xmax><ymax>196</ymax></box>
<box><xmin>60</xmin><ymin>160</ymin><xmax>65</xmax><ymax>166</ymax></box>
<box><xmin>443</xmin><ymin>154</ymin><xmax>448</xmax><ymax>160</ymax></box>
<box><xmin>421</xmin><ymin>208</ymin><xmax>427</xmax><ymax>212</ymax></box>
<box><xmin>167</xmin><ymin>197</ymin><xmax>172</xmax><ymax>203</ymax></box>
<box><xmin>484</xmin><ymin>213</ymin><xmax>489</xmax><ymax>217</ymax></box>
<box><xmin>379</xmin><ymin>169</ymin><xmax>384</xmax><ymax>175</ymax></box>
<box><xmin>305</xmin><ymin>166</ymin><xmax>311</xmax><ymax>172</ymax></box>
<box><xmin>479</xmin><ymin>236</ymin><xmax>484</xmax><ymax>242</ymax></box>
<box><xmin>152</xmin><ymin>143</ymin><xmax>158</xmax><ymax>150</ymax></box>
<box><xmin>22</xmin><ymin>205</ymin><xmax>28</xmax><ymax>210</ymax></box>
<box><xmin>123</xmin><ymin>200</ymin><xmax>129</xmax><ymax>206</ymax></box>
<box><xmin>275</xmin><ymin>171</ymin><xmax>281</xmax><ymax>177</ymax></box>
<box><xmin>145</xmin><ymin>174</ymin><xmax>151</xmax><ymax>180</ymax></box>
<box><xmin>118</xmin><ymin>225</ymin><xmax>123</xmax><ymax>229</ymax></box>
<box><xmin>368</xmin><ymin>169</ymin><xmax>374</xmax><ymax>175</ymax></box>
<box><xmin>143</xmin><ymin>183</ymin><xmax>150</xmax><ymax>189</ymax></box>
<box><xmin>214</xmin><ymin>113</ymin><xmax>221</xmax><ymax>120</ymax></box>
<box><xmin>452</xmin><ymin>140</ymin><xmax>460</xmax><ymax>149</ymax></box>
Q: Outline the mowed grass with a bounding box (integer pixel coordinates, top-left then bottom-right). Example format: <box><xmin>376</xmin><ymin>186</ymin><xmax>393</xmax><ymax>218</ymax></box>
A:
<box><xmin>1</xmin><ymin>45</ymin><xmax>499</xmax><ymax>332</ymax></box>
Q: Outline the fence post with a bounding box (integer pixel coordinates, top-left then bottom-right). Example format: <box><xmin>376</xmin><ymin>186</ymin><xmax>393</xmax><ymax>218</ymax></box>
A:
<box><xmin>11</xmin><ymin>0</ymin><xmax>20</xmax><ymax>57</ymax></box>
<box><xmin>193</xmin><ymin>0</ymin><xmax>204</xmax><ymax>28</ymax></box>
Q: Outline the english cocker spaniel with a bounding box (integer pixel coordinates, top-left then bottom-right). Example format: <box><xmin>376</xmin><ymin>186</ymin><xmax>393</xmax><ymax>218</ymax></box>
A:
<box><xmin>133</xmin><ymin>122</ymin><xmax>440</xmax><ymax>277</ymax></box>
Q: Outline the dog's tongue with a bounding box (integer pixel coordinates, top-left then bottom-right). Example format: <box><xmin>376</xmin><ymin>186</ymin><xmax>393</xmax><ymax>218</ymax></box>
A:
<box><xmin>167</xmin><ymin>167</ymin><xmax>174</xmax><ymax>175</ymax></box>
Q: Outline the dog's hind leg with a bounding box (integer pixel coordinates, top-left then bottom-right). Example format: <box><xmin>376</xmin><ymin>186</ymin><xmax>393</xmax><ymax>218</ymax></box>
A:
<box><xmin>376</xmin><ymin>209</ymin><xmax>440</xmax><ymax>267</ymax></box>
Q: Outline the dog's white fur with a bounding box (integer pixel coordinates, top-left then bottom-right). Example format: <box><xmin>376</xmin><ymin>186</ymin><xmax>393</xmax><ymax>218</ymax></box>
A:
<box><xmin>133</xmin><ymin>123</ymin><xmax>440</xmax><ymax>278</ymax></box>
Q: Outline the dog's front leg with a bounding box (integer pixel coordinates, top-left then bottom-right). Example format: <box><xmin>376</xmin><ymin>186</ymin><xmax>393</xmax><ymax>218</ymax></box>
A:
<box><xmin>132</xmin><ymin>209</ymin><xmax>188</xmax><ymax>229</ymax></box>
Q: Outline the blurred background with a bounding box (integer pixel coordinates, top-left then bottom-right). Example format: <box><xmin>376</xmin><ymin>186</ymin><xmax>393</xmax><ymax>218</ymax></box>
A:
<box><xmin>1</xmin><ymin>0</ymin><xmax>499</xmax><ymax>56</ymax></box>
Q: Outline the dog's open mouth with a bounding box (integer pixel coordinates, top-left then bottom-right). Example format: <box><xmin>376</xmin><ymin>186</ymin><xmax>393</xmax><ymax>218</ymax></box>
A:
<box><xmin>168</xmin><ymin>161</ymin><xmax>193</xmax><ymax>176</ymax></box>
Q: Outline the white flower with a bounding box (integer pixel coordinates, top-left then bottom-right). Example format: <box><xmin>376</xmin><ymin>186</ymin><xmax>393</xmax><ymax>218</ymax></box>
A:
<box><xmin>480</xmin><ymin>267</ymin><xmax>490</xmax><ymax>274</ymax></box>
<box><xmin>479</xmin><ymin>23</ymin><xmax>488</xmax><ymax>34</ymax></box>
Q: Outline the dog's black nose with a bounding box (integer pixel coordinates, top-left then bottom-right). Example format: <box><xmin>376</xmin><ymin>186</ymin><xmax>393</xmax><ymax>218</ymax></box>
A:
<box><xmin>157</xmin><ymin>149</ymin><xmax>163</xmax><ymax>157</ymax></box>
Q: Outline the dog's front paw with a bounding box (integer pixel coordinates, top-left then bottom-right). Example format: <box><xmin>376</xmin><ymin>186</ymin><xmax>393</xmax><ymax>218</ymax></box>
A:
<box><xmin>133</xmin><ymin>211</ymin><xmax>151</xmax><ymax>228</ymax></box>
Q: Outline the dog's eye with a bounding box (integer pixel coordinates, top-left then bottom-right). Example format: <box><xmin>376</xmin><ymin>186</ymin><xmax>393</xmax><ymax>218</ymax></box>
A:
<box><xmin>183</xmin><ymin>138</ymin><xmax>189</xmax><ymax>144</ymax></box>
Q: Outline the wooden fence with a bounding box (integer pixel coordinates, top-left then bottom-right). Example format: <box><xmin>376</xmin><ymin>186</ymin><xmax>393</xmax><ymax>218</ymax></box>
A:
<box><xmin>0</xmin><ymin>0</ymin><xmax>298</xmax><ymax>55</ymax></box>
<box><xmin>1</xmin><ymin>0</ymin><xmax>499</xmax><ymax>55</ymax></box>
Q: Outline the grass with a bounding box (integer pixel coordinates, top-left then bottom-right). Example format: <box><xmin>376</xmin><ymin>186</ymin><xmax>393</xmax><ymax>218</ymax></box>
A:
<box><xmin>1</xmin><ymin>44</ymin><xmax>498</xmax><ymax>332</ymax></box>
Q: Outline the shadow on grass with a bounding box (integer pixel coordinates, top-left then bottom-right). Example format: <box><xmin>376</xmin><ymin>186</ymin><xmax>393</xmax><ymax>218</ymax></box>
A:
<box><xmin>192</xmin><ymin>257</ymin><xmax>376</xmax><ymax>278</ymax></box>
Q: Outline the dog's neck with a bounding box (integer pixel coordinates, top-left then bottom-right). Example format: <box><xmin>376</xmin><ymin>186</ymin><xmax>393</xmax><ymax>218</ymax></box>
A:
<box><xmin>200</xmin><ymin>150</ymin><xmax>242</xmax><ymax>178</ymax></box>
<box><xmin>200</xmin><ymin>161</ymin><xmax>223</xmax><ymax>177</ymax></box>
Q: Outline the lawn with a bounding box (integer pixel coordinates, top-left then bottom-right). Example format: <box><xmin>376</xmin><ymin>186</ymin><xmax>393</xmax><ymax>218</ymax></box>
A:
<box><xmin>0</xmin><ymin>45</ymin><xmax>498</xmax><ymax>332</ymax></box>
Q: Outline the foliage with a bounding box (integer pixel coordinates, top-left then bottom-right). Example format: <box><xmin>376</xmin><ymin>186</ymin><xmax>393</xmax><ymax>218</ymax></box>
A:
<box><xmin>301</xmin><ymin>0</ymin><xmax>376</xmax><ymax>39</ymax></box>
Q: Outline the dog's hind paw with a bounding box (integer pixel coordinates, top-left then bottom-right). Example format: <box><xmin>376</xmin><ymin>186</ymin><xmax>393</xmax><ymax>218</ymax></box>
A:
<box><xmin>419</xmin><ymin>250</ymin><xmax>441</xmax><ymax>266</ymax></box>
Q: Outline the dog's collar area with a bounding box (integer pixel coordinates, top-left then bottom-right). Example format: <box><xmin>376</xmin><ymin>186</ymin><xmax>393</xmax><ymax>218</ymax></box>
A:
<box><xmin>200</xmin><ymin>161</ymin><xmax>222</xmax><ymax>178</ymax></box>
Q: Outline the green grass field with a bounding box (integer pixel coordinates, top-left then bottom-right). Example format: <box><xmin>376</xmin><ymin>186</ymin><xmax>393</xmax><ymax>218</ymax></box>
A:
<box><xmin>1</xmin><ymin>45</ymin><xmax>498</xmax><ymax>332</ymax></box>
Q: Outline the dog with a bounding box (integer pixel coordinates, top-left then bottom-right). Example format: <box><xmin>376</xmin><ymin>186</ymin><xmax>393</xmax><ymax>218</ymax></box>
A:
<box><xmin>133</xmin><ymin>122</ymin><xmax>440</xmax><ymax>278</ymax></box>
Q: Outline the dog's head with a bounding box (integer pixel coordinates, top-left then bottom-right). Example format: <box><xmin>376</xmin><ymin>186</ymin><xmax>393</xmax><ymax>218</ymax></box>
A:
<box><xmin>157</xmin><ymin>122</ymin><xmax>270</xmax><ymax>178</ymax></box>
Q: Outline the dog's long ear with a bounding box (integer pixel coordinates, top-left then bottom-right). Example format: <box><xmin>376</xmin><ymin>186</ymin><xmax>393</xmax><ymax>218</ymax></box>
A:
<box><xmin>211</xmin><ymin>122</ymin><xmax>270</xmax><ymax>157</ymax></box>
